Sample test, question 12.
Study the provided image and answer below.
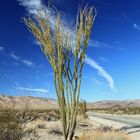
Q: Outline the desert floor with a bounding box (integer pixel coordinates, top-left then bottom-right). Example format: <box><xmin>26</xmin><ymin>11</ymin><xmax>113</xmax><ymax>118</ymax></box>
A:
<box><xmin>22</xmin><ymin>112</ymin><xmax>140</xmax><ymax>140</ymax></box>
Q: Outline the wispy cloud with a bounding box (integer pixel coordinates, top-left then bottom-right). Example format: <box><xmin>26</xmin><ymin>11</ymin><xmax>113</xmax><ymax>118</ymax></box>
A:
<box><xmin>122</xmin><ymin>13</ymin><xmax>133</xmax><ymax>22</ymax></box>
<box><xmin>17</xmin><ymin>0</ymin><xmax>75</xmax><ymax>39</ymax></box>
<box><xmin>10</xmin><ymin>52</ymin><xmax>20</xmax><ymax>61</ymax></box>
<box><xmin>122</xmin><ymin>14</ymin><xmax>140</xmax><ymax>31</ymax></box>
<box><xmin>44</xmin><ymin>72</ymin><xmax>54</xmax><ymax>77</ymax></box>
<box><xmin>133</xmin><ymin>23</ymin><xmax>140</xmax><ymax>31</ymax></box>
<box><xmin>17</xmin><ymin>0</ymin><xmax>56</xmax><ymax>25</ymax></box>
<box><xmin>17</xmin><ymin>0</ymin><xmax>116</xmax><ymax>91</ymax></box>
<box><xmin>85</xmin><ymin>56</ymin><xmax>116</xmax><ymax>92</ymax></box>
<box><xmin>84</xmin><ymin>75</ymin><xmax>103</xmax><ymax>85</ymax></box>
<box><xmin>89</xmin><ymin>40</ymin><xmax>112</xmax><ymax>48</ymax></box>
<box><xmin>17</xmin><ymin>0</ymin><xmax>43</xmax><ymax>14</ymax></box>
<box><xmin>0</xmin><ymin>47</ymin><xmax>4</xmax><ymax>52</ymax></box>
<box><xmin>22</xmin><ymin>59</ymin><xmax>34</xmax><ymax>67</ymax></box>
<box><xmin>99</xmin><ymin>57</ymin><xmax>110</xmax><ymax>62</ymax></box>
<box><xmin>10</xmin><ymin>52</ymin><xmax>34</xmax><ymax>67</ymax></box>
<box><xmin>18</xmin><ymin>87</ymin><xmax>49</xmax><ymax>93</ymax></box>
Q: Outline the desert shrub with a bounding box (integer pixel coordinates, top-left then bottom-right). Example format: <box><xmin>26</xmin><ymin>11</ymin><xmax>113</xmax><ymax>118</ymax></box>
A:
<box><xmin>25</xmin><ymin>128</ymin><xmax>36</xmax><ymax>134</ymax></box>
<box><xmin>79</xmin><ymin>131</ymin><xmax>130</xmax><ymax>140</ymax></box>
<box><xmin>47</xmin><ymin>110</ymin><xmax>60</xmax><ymax>120</ymax></box>
<box><xmin>0</xmin><ymin>109</ymin><xmax>23</xmax><ymax>140</ymax></box>
<box><xmin>24</xmin><ymin>128</ymin><xmax>39</xmax><ymax>140</ymax></box>
<box><xmin>36</xmin><ymin>124</ymin><xmax>46</xmax><ymax>129</ymax></box>
<box><xmin>20</xmin><ymin>96</ymin><xmax>31</xmax><ymax>120</ymax></box>
<box><xmin>96</xmin><ymin>125</ymin><xmax>119</xmax><ymax>133</ymax></box>
<box><xmin>48</xmin><ymin>125</ymin><xmax>63</xmax><ymax>136</ymax></box>
<box><xmin>79</xmin><ymin>100</ymin><xmax>88</xmax><ymax>118</ymax></box>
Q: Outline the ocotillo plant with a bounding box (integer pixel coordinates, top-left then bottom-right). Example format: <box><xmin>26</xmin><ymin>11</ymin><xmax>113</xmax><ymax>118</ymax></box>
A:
<box><xmin>24</xmin><ymin>4</ymin><xmax>96</xmax><ymax>140</ymax></box>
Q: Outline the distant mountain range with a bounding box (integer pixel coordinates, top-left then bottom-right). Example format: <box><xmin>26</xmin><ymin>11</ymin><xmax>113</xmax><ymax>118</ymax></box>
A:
<box><xmin>88</xmin><ymin>100</ymin><xmax>140</xmax><ymax>109</ymax></box>
<box><xmin>0</xmin><ymin>94</ymin><xmax>140</xmax><ymax>109</ymax></box>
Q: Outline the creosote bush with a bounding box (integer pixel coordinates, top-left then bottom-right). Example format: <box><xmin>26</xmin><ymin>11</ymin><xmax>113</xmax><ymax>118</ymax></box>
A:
<box><xmin>20</xmin><ymin>96</ymin><xmax>31</xmax><ymax>120</ymax></box>
<box><xmin>23</xmin><ymin>3</ymin><xmax>96</xmax><ymax>140</ymax></box>
<box><xmin>48</xmin><ymin>125</ymin><xmax>63</xmax><ymax>136</ymax></box>
<box><xmin>0</xmin><ymin>108</ymin><xmax>23</xmax><ymax>140</ymax></box>
<box><xmin>79</xmin><ymin>100</ymin><xmax>87</xmax><ymax>118</ymax></box>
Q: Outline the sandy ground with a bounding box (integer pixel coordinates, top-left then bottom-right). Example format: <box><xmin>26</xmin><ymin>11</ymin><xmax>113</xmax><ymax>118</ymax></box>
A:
<box><xmin>23</xmin><ymin>119</ymin><xmax>63</xmax><ymax>140</ymax></box>
<box><xmin>22</xmin><ymin>116</ymin><xmax>92</xmax><ymax>140</ymax></box>
<box><xmin>22</xmin><ymin>113</ymin><xmax>140</xmax><ymax>140</ymax></box>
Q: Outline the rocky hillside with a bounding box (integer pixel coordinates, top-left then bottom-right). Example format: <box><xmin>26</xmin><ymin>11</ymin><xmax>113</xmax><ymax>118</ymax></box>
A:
<box><xmin>0</xmin><ymin>94</ymin><xmax>58</xmax><ymax>109</ymax></box>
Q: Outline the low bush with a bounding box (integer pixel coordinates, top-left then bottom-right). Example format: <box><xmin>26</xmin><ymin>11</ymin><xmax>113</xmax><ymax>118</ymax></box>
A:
<box><xmin>79</xmin><ymin>100</ymin><xmax>88</xmax><ymax>118</ymax></box>
<box><xmin>0</xmin><ymin>108</ymin><xmax>23</xmax><ymax>140</ymax></box>
<box><xmin>36</xmin><ymin>124</ymin><xmax>46</xmax><ymax>129</ymax></box>
<box><xmin>48</xmin><ymin>125</ymin><xmax>63</xmax><ymax>136</ymax></box>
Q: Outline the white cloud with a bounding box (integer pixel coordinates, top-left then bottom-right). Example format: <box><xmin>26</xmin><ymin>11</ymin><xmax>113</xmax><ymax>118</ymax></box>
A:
<box><xmin>10</xmin><ymin>52</ymin><xmax>34</xmax><ymax>67</ymax></box>
<box><xmin>17</xmin><ymin>0</ymin><xmax>116</xmax><ymax>91</ymax></box>
<box><xmin>133</xmin><ymin>23</ymin><xmax>140</xmax><ymax>31</ymax></box>
<box><xmin>85</xmin><ymin>56</ymin><xmax>116</xmax><ymax>92</ymax></box>
<box><xmin>18</xmin><ymin>87</ymin><xmax>49</xmax><ymax>93</ymax></box>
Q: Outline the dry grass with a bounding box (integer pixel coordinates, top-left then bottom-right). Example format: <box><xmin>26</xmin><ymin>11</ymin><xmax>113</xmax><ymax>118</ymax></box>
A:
<box><xmin>79</xmin><ymin>131</ymin><xmax>131</xmax><ymax>140</ymax></box>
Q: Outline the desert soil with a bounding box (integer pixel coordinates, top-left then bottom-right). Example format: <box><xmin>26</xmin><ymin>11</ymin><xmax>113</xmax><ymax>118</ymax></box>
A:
<box><xmin>22</xmin><ymin>112</ymin><xmax>140</xmax><ymax>140</ymax></box>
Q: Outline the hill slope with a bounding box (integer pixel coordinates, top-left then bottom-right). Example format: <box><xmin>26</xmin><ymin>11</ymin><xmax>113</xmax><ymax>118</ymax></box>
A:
<box><xmin>0</xmin><ymin>94</ymin><xmax>58</xmax><ymax>109</ymax></box>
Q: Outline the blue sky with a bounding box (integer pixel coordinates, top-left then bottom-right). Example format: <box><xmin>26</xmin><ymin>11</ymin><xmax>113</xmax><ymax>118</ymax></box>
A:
<box><xmin>0</xmin><ymin>0</ymin><xmax>140</xmax><ymax>101</ymax></box>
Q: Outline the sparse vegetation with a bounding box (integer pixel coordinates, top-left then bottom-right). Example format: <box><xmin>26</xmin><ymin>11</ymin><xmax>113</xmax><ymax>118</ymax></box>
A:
<box><xmin>88</xmin><ymin>107</ymin><xmax>140</xmax><ymax>115</ymax></box>
<box><xmin>0</xmin><ymin>108</ymin><xmax>23</xmax><ymax>140</ymax></box>
<box><xmin>79</xmin><ymin>131</ymin><xmax>130</xmax><ymax>140</ymax></box>
<box><xmin>25</xmin><ymin>127</ymin><xmax>37</xmax><ymax>134</ymax></box>
<box><xmin>48</xmin><ymin>125</ymin><xmax>63</xmax><ymax>136</ymax></box>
